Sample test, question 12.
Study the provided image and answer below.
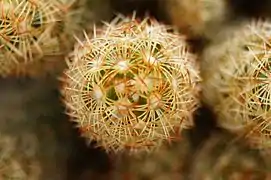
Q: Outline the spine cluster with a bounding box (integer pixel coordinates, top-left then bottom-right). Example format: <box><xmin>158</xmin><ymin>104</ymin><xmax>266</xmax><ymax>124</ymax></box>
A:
<box><xmin>62</xmin><ymin>15</ymin><xmax>200</xmax><ymax>153</ymax></box>
<box><xmin>0</xmin><ymin>0</ymin><xmax>79</xmax><ymax>76</ymax></box>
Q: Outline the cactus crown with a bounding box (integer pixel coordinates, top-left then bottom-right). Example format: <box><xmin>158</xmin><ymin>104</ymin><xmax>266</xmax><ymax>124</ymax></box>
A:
<box><xmin>62</xmin><ymin>14</ymin><xmax>200</xmax><ymax>153</ymax></box>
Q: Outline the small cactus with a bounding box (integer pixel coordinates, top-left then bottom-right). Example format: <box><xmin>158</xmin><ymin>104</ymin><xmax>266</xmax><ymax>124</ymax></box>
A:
<box><xmin>201</xmin><ymin>19</ymin><xmax>271</xmax><ymax>153</ymax></box>
<box><xmin>61</xmin><ymin>14</ymin><xmax>200</xmax><ymax>153</ymax></box>
<box><xmin>0</xmin><ymin>0</ymin><xmax>83</xmax><ymax>76</ymax></box>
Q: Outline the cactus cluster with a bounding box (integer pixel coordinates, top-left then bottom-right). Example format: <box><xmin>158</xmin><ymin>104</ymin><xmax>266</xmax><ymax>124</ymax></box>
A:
<box><xmin>61</xmin><ymin>15</ymin><xmax>200</xmax><ymax>153</ymax></box>
<box><xmin>0</xmin><ymin>0</ymin><xmax>270</xmax><ymax>179</ymax></box>
<box><xmin>202</xmin><ymin>19</ymin><xmax>271</xmax><ymax>153</ymax></box>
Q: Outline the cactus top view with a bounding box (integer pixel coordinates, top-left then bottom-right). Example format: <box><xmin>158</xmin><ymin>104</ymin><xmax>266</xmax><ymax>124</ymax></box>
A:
<box><xmin>202</xmin><ymin>19</ymin><xmax>271</xmax><ymax>154</ymax></box>
<box><xmin>61</xmin><ymin>14</ymin><xmax>200</xmax><ymax>153</ymax></box>
<box><xmin>1</xmin><ymin>0</ymin><xmax>271</xmax><ymax>180</ymax></box>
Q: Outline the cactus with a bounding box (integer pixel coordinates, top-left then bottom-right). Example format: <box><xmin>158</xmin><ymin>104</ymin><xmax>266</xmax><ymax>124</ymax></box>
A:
<box><xmin>162</xmin><ymin>0</ymin><xmax>228</xmax><ymax>37</ymax></box>
<box><xmin>61</xmin><ymin>14</ymin><xmax>200</xmax><ymax>153</ymax></box>
<box><xmin>0</xmin><ymin>0</ymin><xmax>83</xmax><ymax>76</ymax></box>
<box><xmin>112</xmin><ymin>132</ymin><xmax>270</xmax><ymax>180</ymax></box>
<box><xmin>201</xmin><ymin>19</ymin><xmax>271</xmax><ymax>153</ymax></box>
<box><xmin>190</xmin><ymin>133</ymin><xmax>270</xmax><ymax>180</ymax></box>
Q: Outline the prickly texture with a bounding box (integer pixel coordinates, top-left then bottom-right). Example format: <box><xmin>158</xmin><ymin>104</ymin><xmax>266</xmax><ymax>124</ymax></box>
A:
<box><xmin>0</xmin><ymin>0</ymin><xmax>82</xmax><ymax>77</ymax></box>
<box><xmin>61</xmin><ymin>15</ymin><xmax>200</xmax><ymax>153</ymax></box>
<box><xmin>201</xmin><ymin>19</ymin><xmax>271</xmax><ymax>153</ymax></box>
<box><xmin>162</xmin><ymin>0</ymin><xmax>228</xmax><ymax>37</ymax></box>
<box><xmin>112</xmin><ymin>131</ymin><xmax>191</xmax><ymax>180</ymax></box>
<box><xmin>190</xmin><ymin>133</ymin><xmax>270</xmax><ymax>180</ymax></box>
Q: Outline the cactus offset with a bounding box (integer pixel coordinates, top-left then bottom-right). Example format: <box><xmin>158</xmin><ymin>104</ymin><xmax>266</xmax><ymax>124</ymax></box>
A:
<box><xmin>0</xmin><ymin>0</ymin><xmax>83</xmax><ymax>76</ymax></box>
<box><xmin>202</xmin><ymin>19</ymin><xmax>271</xmax><ymax>153</ymax></box>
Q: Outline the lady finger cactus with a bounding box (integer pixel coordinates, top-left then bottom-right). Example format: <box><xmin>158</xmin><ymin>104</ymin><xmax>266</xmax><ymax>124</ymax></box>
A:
<box><xmin>202</xmin><ymin>19</ymin><xmax>271</xmax><ymax>153</ymax></box>
<box><xmin>0</xmin><ymin>0</ymin><xmax>82</xmax><ymax>76</ymax></box>
<box><xmin>61</xmin><ymin>15</ymin><xmax>200</xmax><ymax>153</ymax></box>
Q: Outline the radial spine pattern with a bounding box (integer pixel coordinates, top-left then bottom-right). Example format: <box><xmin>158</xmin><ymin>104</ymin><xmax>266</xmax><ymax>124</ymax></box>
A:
<box><xmin>202</xmin><ymin>19</ymin><xmax>271</xmax><ymax>153</ymax></box>
<box><xmin>0</xmin><ymin>0</ymin><xmax>77</xmax><ymax>76</ymax></box>
<box><xmin>62</xmin><ymin>15</ymin><xmax>200</xmax><ymax>153</ymax></box>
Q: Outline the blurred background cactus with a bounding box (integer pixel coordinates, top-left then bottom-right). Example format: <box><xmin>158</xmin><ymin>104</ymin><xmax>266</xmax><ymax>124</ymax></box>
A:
<box><xmin>61</xmin><ymin>15</ymin><xmax>200</xmax><ymax>153</ymax></box>
<box><xmin>161</xmin><ymin>0</ymin><xmax>228</xmax><ymax>38</ymax></box>
<box><xmin>190</xmin><ymin>132</ymin><xmax>269</xmax><ymax>180</ymax></box>
<box><xmin>0</xmin><ymin>77</ymin><xmax>71</xmax><ymax>180</ymax></box>
<box><xmin>0</xmin><ymin>0</ymin><xmax>67</xmax><ymax>76</ymax></box>
<box><xmin>0</xmin><ymin>132</ymin><xmax>41</xmax><ymax>179</ymax></box>
<box><xmin>113</xmin><ymin>130</ymin><xmax>270</xmax><ymax>180</ymax></box>
<box><xmin>201</xmin><ymin>19</ymin><xmax>271</xmax><ymax>154</ymax></box>
<box><xmin>0</xmin><ymin>0</ymin><xmax>112</xmax><ymax>77</ymax></box>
